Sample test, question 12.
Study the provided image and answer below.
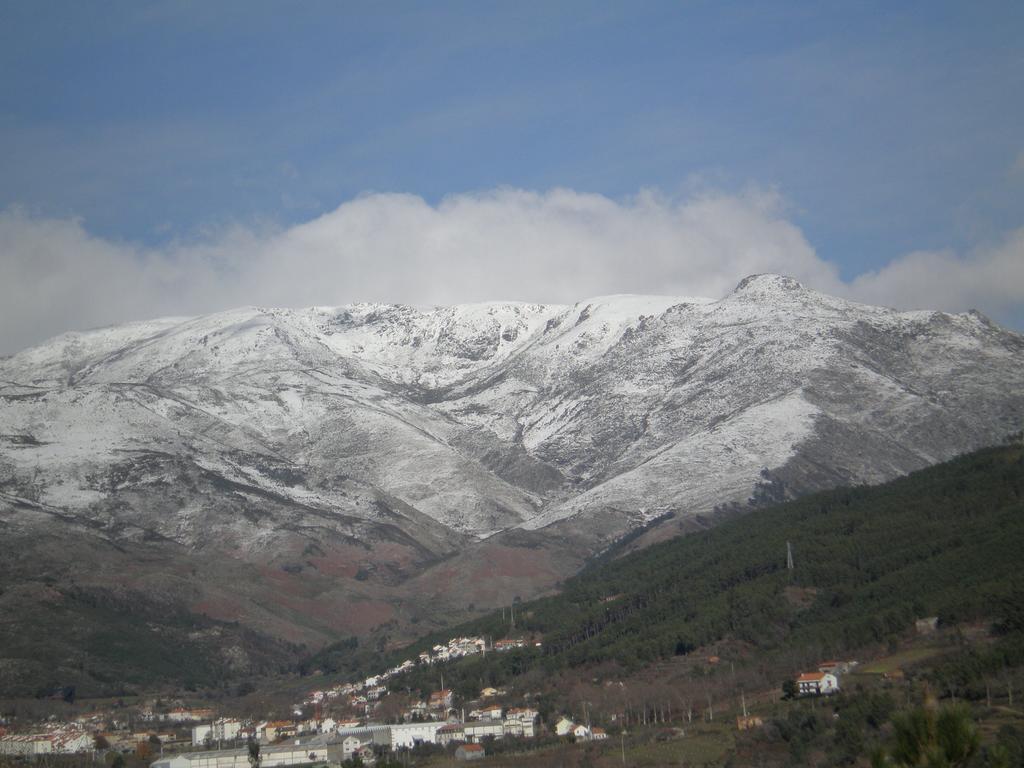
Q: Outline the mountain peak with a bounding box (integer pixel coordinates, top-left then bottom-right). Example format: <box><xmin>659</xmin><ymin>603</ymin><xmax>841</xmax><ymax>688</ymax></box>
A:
<box><xmin>733</xmin><ymin>274</ymin><xmax>806</xmax><ymax>294</ymax></box>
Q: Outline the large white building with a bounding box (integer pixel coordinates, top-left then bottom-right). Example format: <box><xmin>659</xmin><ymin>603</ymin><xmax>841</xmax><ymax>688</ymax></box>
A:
<box><xmin>192</xmin><ymin>719</ymin><xmax>244</xmax><ymax>746</ymax></box>
<box><xmin>386</xmin><ymin>722</ymin><xmax>444</xmax><ymax>749</ymax></box>
<box><xmin>0</xmin><ymin>732</ymin><xmax>92</xmax><ymax>755</ymax></box>
<box><xmin>0</xmin><ymin>735</ymin><xmax>59</xmax><ymax>755</ymax></box>
<box><xmin>797</xmin><ymin>671</ymin><xmax>839</xmax><ymax>696</ymax></box>
<box><xmin>151</xmin><ymin>742</ymin><xmax>329</xmax><ymax>768</ymax></box>
<box><xmin>437</xmin><ymin>724</ymin><xmax>465</xmax><ymax>746</ymax></box>
<box><xmin>463</xmin><ymin>722</ymin><xmax>503</xmax><ymax>743</ymax></box>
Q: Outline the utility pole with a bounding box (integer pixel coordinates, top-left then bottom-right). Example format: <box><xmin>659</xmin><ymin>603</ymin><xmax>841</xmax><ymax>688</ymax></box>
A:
<box><xmin>786</xmin><ymin>541</ymin><xmax>794</xmax><ymax>575</ymax></box>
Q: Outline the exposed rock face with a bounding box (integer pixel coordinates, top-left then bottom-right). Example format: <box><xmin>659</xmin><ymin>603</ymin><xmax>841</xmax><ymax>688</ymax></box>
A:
<box><xmin>1</xmin><ymin>274</ymin><xmax>1022</xmax><ymax>690</ymax></box>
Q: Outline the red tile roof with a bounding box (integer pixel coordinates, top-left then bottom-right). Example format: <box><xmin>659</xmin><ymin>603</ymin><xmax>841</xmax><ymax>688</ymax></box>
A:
<box><xmin>797</xmin><ymin>672</ymin><xmax>825</xmax><ymax>682</ymax></box>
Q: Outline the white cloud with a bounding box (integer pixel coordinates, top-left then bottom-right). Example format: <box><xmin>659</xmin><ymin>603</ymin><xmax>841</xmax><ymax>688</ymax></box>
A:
<box><xmin>847</xmin><ymin>228</ymin><xmax>1024</xmax><ymax>315</ymax></box>
<box><xmin>0</xmin><ymin>187</ymin><xmax>1021</xmax><ymax>356</ymax></box>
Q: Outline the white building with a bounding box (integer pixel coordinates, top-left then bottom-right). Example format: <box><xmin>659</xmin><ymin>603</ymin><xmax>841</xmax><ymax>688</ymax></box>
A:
<box><xmin>437</xmin><ymin>724</ymin><xmax>465</xmax><ymax>746</ymax></box>
<box><xmin>797</xmin><ymin>671</ymin><xmax>839</xmax><ymax>696</ymax></box>
<box><xmin>167</xmin><ymin>709</ymin><xmax>216</xmax><ymax>723</ymax></box>
<box><xmin>506</xmin><ymin>708</ymin><xmax>538</xmax><ymax>724</ymax></box>
<box><xmin>0</xmin><ymin>730</ymin><xmax>92</xmax><ymax>756</ymax></box>
<box><xmin>554</xmin><ymin>718</ymin><xmax>575</xmax><ymax>736</ymax></box>
<box><xmin>151</xmin><ymin>741</ymin><xmax>329</xmax><ymax>768</ymax></box>
<box><xmin>504</xmin><ymin>719</ymin><xmax>536</xmax><ymax>738</ymax></box>
<box><xmin>501</xmin><ymin>719</ymin><xmax>524</xmax><ymax>738</ymax></box>
<box><xmin>342</xmin><ymin>735</ymin><xmax>368</xmax><ymax>758</ymax></box>
<box><xmin>192</xmin><ymin>719</ymin><xmax>244</xmax><ymax>746</ymax></box>
<box><xmin>259</xmin><ymin>722</ymin><xmax>296</xmax><ymax>744</ymax></box>
<box><xmin>0</xmin><ymin>735</ymin><xmax>54</xmax><ymax>755</ymax></box>
<box><xmin>500</xmin><ymin>707</ymin><xmax>538</xmax><ymax>739</ymax></box>
<box><xmin>387</xmin><ymin>722</ymin><xmax>444</xmax><ymax>749</ymax></box>
<box><xmin>463</xmin><ymin>722</ymin><xmax>503</xmax><ymax>743</ymax></box>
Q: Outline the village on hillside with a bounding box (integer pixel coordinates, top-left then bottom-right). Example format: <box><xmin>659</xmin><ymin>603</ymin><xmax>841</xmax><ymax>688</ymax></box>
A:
<box><xmin>0</xmin><ymin>626</ymin><xmax>861</xmax><ymax>767</ymax></box>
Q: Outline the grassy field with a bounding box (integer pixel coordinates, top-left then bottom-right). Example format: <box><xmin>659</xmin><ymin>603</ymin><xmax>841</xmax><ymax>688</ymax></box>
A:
<box><xmin>624</xmin><ymin>722</ymin><xmax>734</xmax><ymax>767</ymax></box>
<box><xmin>856</xmin><ymin>645</ymin><xmax>950</xmax><ymax>675</ymax></box>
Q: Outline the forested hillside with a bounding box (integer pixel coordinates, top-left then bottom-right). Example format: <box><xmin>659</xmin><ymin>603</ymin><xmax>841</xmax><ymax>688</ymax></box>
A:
<box><xmin>309</xmin><ymin>439</ymin><xmax>1024</xmax><ymax>696</ymax></box>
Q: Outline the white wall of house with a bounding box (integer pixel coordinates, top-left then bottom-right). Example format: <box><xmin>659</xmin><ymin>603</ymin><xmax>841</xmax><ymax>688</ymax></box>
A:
<box><xmin>798</xmin><ymin>672</ymin><xmax>839</xmax><ymax>695</ymax></box>
<box><xmin>437</xmin><ymin>727</ymin><xmax>465</xmax><ymax>746</ymax></box>
<box><xmin>388</xmin><ymin>722</ymin><xmax>443</xmax><ymax>748</ymax></box>
<box><xmin>463</xmin><ymin>722</ymin><xmax>503</xmax><ymax>743</ymax></box>
<box><xmin>0</xmin><ymin>737</ymin><xmax>54</xmax><ymax>755</ymax></box>
<box><xmin>151</xmin><ymin>743</ymin><xmax>328</xmax><ymax>768</ymax></box>
<box><xmin>342</xmin><ymin>736</ymin><xmax>366</xmax><ymax>757</ymax></box>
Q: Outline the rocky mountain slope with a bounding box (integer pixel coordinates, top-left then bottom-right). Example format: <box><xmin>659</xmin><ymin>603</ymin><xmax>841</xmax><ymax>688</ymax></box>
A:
<box><xmin>1</xmin><ymin>274</ymin><xmax>1022</xmax><ymax>693</ymax></box>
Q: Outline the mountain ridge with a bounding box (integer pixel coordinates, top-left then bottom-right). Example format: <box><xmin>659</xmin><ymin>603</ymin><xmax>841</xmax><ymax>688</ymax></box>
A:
<box><xmin>1</xmin><ymin>274</ymin><xmax>1022</xmax><ymax>694</ymax></box>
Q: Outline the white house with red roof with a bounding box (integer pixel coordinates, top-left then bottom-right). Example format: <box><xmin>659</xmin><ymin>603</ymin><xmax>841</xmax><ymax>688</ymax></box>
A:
<box><xmin>797</xmin><ymin>671</ymin><xmax>839</xmax><ymax>696</ymax></box>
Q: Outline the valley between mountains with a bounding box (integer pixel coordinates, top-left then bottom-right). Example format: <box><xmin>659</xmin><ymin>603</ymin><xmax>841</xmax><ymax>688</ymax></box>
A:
<box><xmin>1</xmin><ymin>274</ymin><xmax>1022</xmax><ymax>695</ymax></box>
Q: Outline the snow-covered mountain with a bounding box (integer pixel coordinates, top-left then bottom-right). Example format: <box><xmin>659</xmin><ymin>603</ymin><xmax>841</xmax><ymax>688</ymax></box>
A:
<box><xmin>1</xmin><ymin>274</ymin><xmax>1022</xmax><ymax>689</ymax></box>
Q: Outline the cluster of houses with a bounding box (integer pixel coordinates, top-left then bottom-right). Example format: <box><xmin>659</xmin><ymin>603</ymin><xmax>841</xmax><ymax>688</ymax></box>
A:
<box><xmin>0</xmin><ymin>706</ymin><xmax>170</xmax><ymax>756</ymax></box>
<box><xmin>301</xmin><ymin>634</ymin><xmax>535</xmax><ymax>723</ymax></box>
<box><xmin>151</xmin><ymin>724</ymin><xmax>491</xmax><ymax>768</ymax></box>
<box><xmin>191</xmin><ymin>719</ymin><xmax>330</xmax><ymax>747</ymax></box>
<box><xmin>153</xmin><ymin>704</ymin><xmax>542</xmax><ymax>768</ymax></box>
<box><xmin>553</xmin><ymin>718</ymin><xmax>608</xmax><ymax>742</ymax></box>
<box><xmin>0</xmin><ymin>694</ymin><xmax>541</xmax><ymax>768</ymax></box>
<box><xmin>435</xmin><ymin>705</ymin><xmax>540</xmax><ymax>744</ymax></box>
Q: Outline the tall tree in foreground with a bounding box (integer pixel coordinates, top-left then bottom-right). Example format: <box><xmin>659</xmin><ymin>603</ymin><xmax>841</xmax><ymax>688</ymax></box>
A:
<box><xmin>873</xmin><ymin>703</ymin><xmax>979</xmax><ymax>768</ymax></box>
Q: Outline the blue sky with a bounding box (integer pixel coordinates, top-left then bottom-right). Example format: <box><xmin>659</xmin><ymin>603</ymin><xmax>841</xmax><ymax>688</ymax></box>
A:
<box><xmin>1</xmin><ymin>1</ymin><xmax>1023</xmax><ymax>351</ymax></box>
